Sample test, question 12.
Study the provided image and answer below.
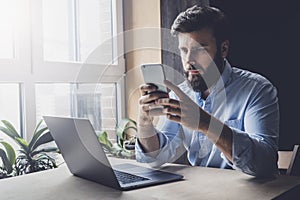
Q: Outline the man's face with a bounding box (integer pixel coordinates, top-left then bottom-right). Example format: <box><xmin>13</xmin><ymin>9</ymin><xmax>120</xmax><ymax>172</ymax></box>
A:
<box><xmin>178</xmin><ymin>28</ymin><xmax>226</xmax><ymax>93</ymax></box>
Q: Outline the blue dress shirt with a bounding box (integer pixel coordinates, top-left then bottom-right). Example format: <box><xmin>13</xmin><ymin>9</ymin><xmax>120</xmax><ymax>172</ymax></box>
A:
<box><xmin>136</xmin><ymin>60</ymin><xmax>279</xmax><ymax>177</ymax></box>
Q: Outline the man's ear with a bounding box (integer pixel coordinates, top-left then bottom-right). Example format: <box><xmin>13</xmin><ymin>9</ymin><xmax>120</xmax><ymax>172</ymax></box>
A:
<box><xmin>221</xmin><ymin>40</ymin><xmax>229</xmax><ymax>58</ymax></box>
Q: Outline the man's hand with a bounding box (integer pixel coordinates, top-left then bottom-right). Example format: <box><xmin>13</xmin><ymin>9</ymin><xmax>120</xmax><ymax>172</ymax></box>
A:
<box><xmin>138</xmin><ymin>83</ymin><xmax>169</xmax><ymax>127</ymax></box>
<box><xmin>137</xmin><ymin>83</ymin><xmax>169</xmax><ymax>154</ymax></box>
<box><xmin>159</xmin><ymin>80</ymin><xmax>233</xmax><ymax>161</ymax></box>
<box><xmin>155</xmin><ymin>80</ymin><xmax>210</xmax><ymax>132</ymax></box>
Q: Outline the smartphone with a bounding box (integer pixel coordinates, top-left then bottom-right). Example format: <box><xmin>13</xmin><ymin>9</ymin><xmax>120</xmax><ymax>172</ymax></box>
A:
<box><xmin>141</xmin><ymin>64</ymin><xmax>168</xmax><ymax>93</ymax></box>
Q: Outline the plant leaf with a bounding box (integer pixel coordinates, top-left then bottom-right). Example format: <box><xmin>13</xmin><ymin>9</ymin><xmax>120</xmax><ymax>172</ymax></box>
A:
<box><xmin>122</xmin><ymin>118</ymin><xmax>137</xmax><ymax>127</ymax></box>
<box><xmin>33</xmin><ymin>119</ymin><xmax>44</xmax><ymax>135</ymax></box>
<box><xmin>120</xmin><ymin>149</ymin><xmax>135</xmax><ymax>158</ymax></box>
<box><xmin>117</xmin><ymin>118</ymin><xmax>135</xmax><ymax>128</ymax></box>
<box><xmin>15</xmin><ymin>137</ymin><xmax>29</xmax><ymax>152</ymax></box>
<box><xmin>16</xmin><ymin>154</ymin><xmax>27</xmax><ymax>159</ymax></box>
<box><xmin>0</xmin><ymin>122</ymin><xmax>29</xmax><ymax>153</ymax></box>
<box><xmin>110</xmin><ymin>143</ymin><xmax>123</xmax><ymax>155</ymax></box>
<box><xmin>116</xmin><ymin>118</ymin><xmax>137</xmax><ymax>145</ymax></box>
<box><xmin>98</xmin><ymin>131</ymin><xmax>113</xmax><ymax>148</ymax></box>
<box><xmin>0</xmin><ymin>126</ymin><xmax>17</xmax><ymax>140</ymax></box>
<box><xmin>0</xmin><ymin>148</ymin><xmax>13</xmax><ymax>174</ymax></box>
<box><xmin>1</xmin><ymin>120</ymin><xmax>20</xmax><ymax>137</ymax></box>
<box><xmin>28</xmin><ymin>127</ymin><xmax>48</xmax><ymax>151</ymax></box>
<box><xmin>112</xmin><ymin>143</ymin><xmax>122</xmax><ymax>150</ymax></box>
<box><xmin>31</xmin><ymin>131</ymin><xmax>54</xmax><ymax>151</ymax></box>
<box><xmin>0</xmin><ymin>141</ymin><xmax>16</xmax><ymax>165</ymax></box>
<box><xmin>18</xmin><ymin>149</ymin><xmax>28</xmax><ymax>156</ymax></box>
<box><xmin>31</xmin><ymin>147</ymin><xmax>59</xmax><ymax>157</ymax></box>
<box><xmin>123</xmin><ymin>126</ymin><xmax>137</xmax><ymax>134</ymax></box>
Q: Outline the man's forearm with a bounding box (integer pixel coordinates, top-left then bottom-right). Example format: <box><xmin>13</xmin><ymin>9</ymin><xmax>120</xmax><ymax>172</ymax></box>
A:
<box><xmin>137</xmin><ymin>124</ymin><xmax>160</xmax><ymax>156</ymax></box>
<box><xmin>200</xmin><ymin>114</ymin><xmax>233</xmax><ymax>162</ymax></box>
<box><xmin>214</xmin><ymin>125</ymin><xmax>233</xmax><ymax>162</ymax></box>
<box><xmin>138</xmin><ymin>134</ymin><xmax>160</xmax><ymax>156</ymax></box>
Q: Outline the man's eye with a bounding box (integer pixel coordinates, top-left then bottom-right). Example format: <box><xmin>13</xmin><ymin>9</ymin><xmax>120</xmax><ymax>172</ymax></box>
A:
<box><xmin>196</xmin><ymin>47</ymin><xmax>206</xmax><ymax>52</ymax></box>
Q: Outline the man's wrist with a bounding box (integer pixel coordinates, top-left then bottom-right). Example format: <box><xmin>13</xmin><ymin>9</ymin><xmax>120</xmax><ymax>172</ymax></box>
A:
<box><xmin>137</xmin><ymin>123</ymin><xmax>157</xmax><ymax>139</ymax></box>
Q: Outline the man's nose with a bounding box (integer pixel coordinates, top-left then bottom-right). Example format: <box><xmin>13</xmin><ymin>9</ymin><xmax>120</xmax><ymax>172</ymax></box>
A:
<box><xmin>186</xmin><ymin>51</ymin><xmax>196</xmax><ymax>66</ymax></box>
<box><xmin>184</xmin><ymin>62</ymin><xmax>196</xmax><ymax>71</ymax></box>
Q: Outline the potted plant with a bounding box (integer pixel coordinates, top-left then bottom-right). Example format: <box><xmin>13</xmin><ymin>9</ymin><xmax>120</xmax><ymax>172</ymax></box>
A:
<box><xmin>98</xmin><ymin>118</ymin><xmax>137</xmax><ymax>159</ymax></box>
<box><xmin>0</xmin><ymin>119</ymin><xmax>60</xmax><ymax>176</ymax></box>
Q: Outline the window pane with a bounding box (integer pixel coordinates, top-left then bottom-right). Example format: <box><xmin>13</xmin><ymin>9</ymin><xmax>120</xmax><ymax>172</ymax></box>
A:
<box><xmin>78</xmin><ymin>0</ymin><xmax>114</xmax><ymax>63</ymax></box>
<box><xmin>0</xmin><ymin>0</ymin><xmax>16</xmax><ymax>59</ymax></box>
<box><xmin>42</xmin><ymin>0</ymin><xmax>71</xmax><ymax>62</ymax></box>
<box><xmin>35</xmin><ymin>83</ymin><xmax>117</xmax><ymax>139</ymax></box>
<box><xmin>0</xmin><ymin>84</ymin><xmax>21</xmax><ymax>149</ymax></box>
<box><xmin>35</xmin><ymin>83</ymin><xmax>71</xmax><ymax>120</ymax></box>
<box><xmin>42</xmin><ymin>0</ymin><xmax>115</xmax><ymax>63</ymax></box>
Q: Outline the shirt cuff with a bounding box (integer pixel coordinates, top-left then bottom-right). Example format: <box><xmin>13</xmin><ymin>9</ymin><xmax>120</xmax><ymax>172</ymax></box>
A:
<box><xmin>231</xmin><ymin>127</ymin><xmax>255</xmax><ymax>174</ymax></box>
<box><xmin>135</xmin><ymin>131</ymin><xmax>167</xmax><ymax>165</ymax></box>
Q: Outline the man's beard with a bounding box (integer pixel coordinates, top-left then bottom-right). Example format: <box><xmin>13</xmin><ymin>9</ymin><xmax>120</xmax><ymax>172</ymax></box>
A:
<box><xmin>184</xmin><ymin>71</ymin><xmax>207</xmax><ymax>92</ymax></box>
<box><xmin>184</xmin><ymin>54</ymin><xmax>224</xmax><ymax>93</ymax></box>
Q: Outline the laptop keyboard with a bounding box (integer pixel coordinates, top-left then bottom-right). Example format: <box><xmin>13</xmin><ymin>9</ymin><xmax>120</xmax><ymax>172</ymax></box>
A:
<box><xmin>114</xmin><ymin>170</ymin><xmax>149</xmax><ymax>184</ymax></box>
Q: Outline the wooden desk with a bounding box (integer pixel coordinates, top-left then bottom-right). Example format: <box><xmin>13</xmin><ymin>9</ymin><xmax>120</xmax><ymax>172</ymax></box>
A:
<box><xmin>1</xmin><ymin>158</ymin><xmax>300</xmax><ymax>200</ymax></box>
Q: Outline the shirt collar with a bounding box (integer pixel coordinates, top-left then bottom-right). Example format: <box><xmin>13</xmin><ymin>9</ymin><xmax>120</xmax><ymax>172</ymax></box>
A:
<box><xmin>183</xmin><ymin>59</ymin><xmax>232</xmax><ymax>100</ymax></box>
<box><xmin>203</xmin><ymin>59</ymin><xmax>232</xmax><ymax>98</ymax></box>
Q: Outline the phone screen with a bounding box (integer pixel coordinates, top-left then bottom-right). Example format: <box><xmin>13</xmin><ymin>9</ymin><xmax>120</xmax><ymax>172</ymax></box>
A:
<box><xmin>141</xmin><ymin>64</ymin><xmax>167</xmax><ymax>93</ymax></box>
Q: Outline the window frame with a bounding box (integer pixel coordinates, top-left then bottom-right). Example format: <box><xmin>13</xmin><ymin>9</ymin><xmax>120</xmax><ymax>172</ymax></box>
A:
<box><xmin>0</xmin><ymin>0</ymin><xmax>125</xmax><ymax>140</ymax></box>
<box><xmin>0</xmin><ymin>0</ymin><xmax>31</xmax><ymax>74</ymax></box>
<box><xmin>31</xmin><ymin>0</ymin><xmax>125</xmax><ymax>83</ymax></box>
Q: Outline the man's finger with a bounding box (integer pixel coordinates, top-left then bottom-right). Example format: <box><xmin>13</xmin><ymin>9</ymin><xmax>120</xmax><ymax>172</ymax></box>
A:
<box><xmin>156</xmin><ymin>98</ymin><xmax>180</xmax><ymax>108</ymax></box>
<box><xmin>139</xmin><ymin>91</ymin><xmax>169</xmax><ymax>104</ymax></box>
<box><xmin>163</xmin><ymin>106</ymin><xmax>181</xmax><ymax>116</ymax></box>
<box><xmin>166</xmin><ymin>114</ymin><xmax>181</xmax><ymax>123</ymax></box>
<box><xmin>149</xmin><ymin>107</ymin><xmax>165</xmax><ymax>116</ymax></box>
<box><xmin>139</xmin><ymin>83</ymin><xmax>158</xmax><ymax>95</ymax></box>
<box><xmin>141</xmin><ymin>102</ymin><xmax>156</xmax><ymax>112</ymax></box>
<box><xmin>163</xmin><ymin>80</ymin><xmax>187</xmax><ymax>99</ymax></box>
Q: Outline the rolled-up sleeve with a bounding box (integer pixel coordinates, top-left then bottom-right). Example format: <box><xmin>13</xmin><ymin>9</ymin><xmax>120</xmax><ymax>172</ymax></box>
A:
<box><xmin>135</xmin><ymin>119</ymin><xmax>184</xmax><ymax>167</ymax></box>
<box><xmin>230</xmin><ymin>83</ymin><xmax>279</xmax><ymax>177</ymax></box>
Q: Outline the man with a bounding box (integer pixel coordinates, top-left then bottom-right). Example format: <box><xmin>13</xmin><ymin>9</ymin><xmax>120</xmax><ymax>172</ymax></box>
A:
<box><xmin>136</xmin><ymin>5</ymin><xmax>279</xmax><ymax>177</ymax></box>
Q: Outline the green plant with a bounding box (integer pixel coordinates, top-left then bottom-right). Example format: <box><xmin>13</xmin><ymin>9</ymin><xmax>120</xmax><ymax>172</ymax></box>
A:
<box><xmin>0</xmin><ymin>119</ymin><xmax>60</xmax><ymax>176</ymax></box>
<box><xmin>116</xmin><ymin>118</ymin><xmax>137</xmax><ymax>149</ymax></box>
<box><xmin>0</xmin><ymin>140</ymin><xmax>16</xmax><ymax>179</ymax></box>
<box><xmin>98</xmin><ymin>118</ymin><xmax>137</xmax><ymax>159</ymax></box>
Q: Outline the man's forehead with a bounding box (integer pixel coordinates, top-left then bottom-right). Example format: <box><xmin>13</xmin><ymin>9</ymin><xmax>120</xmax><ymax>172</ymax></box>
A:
<box><xmin>178</xmin><ymin>35</ymin><xmax>206</xmax><ymax>49</ymax></box>
<box><xmin>177</xmin><ymin>30</ymin><xmax>216</xmax><ymax>47</ymax></box>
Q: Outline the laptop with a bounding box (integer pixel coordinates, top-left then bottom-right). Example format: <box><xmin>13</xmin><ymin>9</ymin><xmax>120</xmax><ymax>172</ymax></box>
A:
<box><xmin>43</xmin><ymin>116</ymin><xmax>183</xmax><ymax>191</ymax></box>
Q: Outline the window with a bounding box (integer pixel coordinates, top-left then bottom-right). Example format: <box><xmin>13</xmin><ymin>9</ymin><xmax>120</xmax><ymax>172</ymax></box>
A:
<box><xmin>0</xmin><ymin>0</ymin><xmax>125</xmax><ymax>141</ymax></box>
<box><xmin>0</xmin><ymin>0</ymin><xmax>30</xmax><ymax>73</ymax></box>
<box><xmin>0</xmin><ymin>83</ymin><xmax>23</xmax><ymax>149</ymax></box>
<box><xmin>42</xmin><ymin>0</ymin><xmax>116</xmax><ymax>64</ymax></box>
<box><xmin>35</xmin><ymin>83</ymin><xmax>118</xmax><ymax>137</ymax></box>
<box><xmin>0</xmin><ymin>84</ymin><xmax>22</xmax><ymax>132</ymax></box>
<box><xmin>0</xmin><ymin>1</ymin><xmax>15</xmax><ymax>59</ymax></box>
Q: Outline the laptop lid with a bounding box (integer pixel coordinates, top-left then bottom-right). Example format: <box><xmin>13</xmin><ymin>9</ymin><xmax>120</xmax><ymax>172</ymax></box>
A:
<box><xmin>43</xmin><ymin>116</ymin><xmax>183</xmax><ymax>190</ymax></box>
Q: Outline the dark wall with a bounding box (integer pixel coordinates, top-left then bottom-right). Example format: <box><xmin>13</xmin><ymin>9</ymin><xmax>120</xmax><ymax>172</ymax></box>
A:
<box><xmin>161</xmin><ymin>0</ymin><xmax>300</xmax><ymax>150</ymax></box>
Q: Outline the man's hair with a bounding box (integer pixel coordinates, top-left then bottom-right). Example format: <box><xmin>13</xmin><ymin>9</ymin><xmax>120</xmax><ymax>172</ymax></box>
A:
<box><xmin>171</xmin><ymin>5</ymin><xmax>230</xmax><ymax>45</ymax></box>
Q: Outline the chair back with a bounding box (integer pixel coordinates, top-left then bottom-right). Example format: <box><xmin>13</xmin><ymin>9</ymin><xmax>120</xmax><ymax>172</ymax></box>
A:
<box><xmin>287</xmin><ymin>145</ymin><xmax>300</xmax><ymax>176</ymax></box>
<box><xmin>278</xmin><ymin>145</ymin><xmax>300</xmax><ymax>176</ymax></box>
